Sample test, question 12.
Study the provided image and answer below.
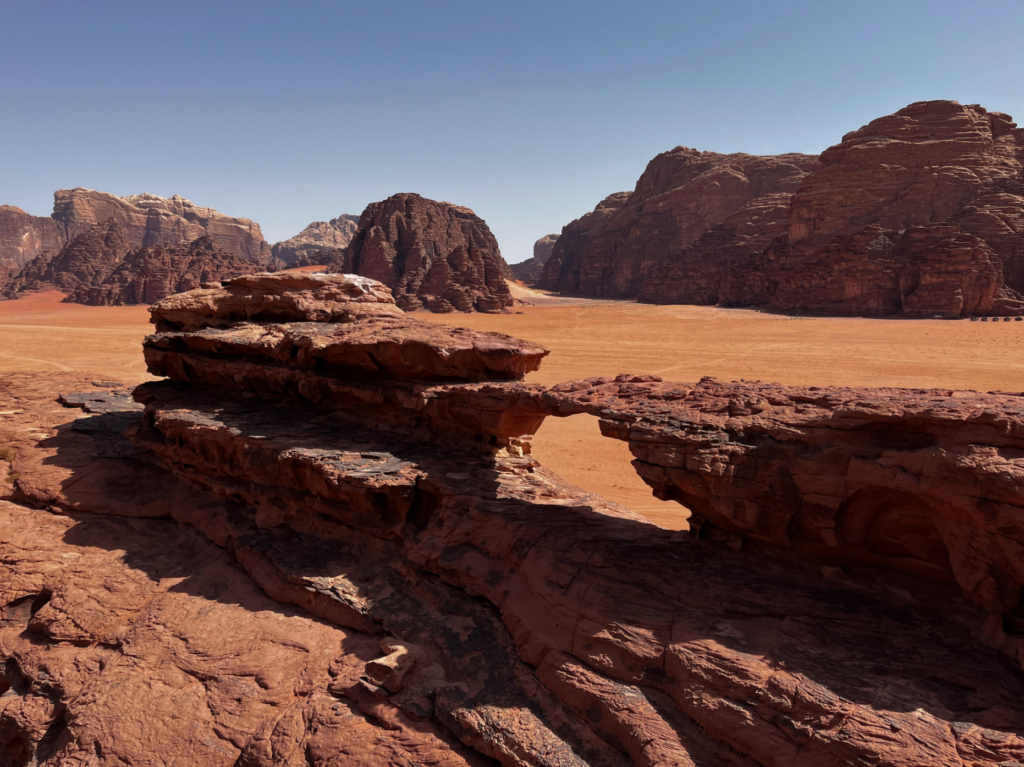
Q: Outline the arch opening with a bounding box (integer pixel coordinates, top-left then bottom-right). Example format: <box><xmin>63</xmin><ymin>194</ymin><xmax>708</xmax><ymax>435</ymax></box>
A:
<box><xmin>530</xmin><ymin>413</ymin><xmax>689</xmax><ymax>531</ymax></box>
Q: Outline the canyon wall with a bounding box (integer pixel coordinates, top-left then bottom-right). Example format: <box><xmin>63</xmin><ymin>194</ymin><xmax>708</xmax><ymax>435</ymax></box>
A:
<box><xmin>539</xmin><ymin>151</ymin><xmax>817</xmax><ymax>297</ymax></box>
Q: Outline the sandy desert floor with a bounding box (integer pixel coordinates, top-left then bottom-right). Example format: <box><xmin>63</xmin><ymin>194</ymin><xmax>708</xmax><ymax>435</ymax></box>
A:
<box><xmin>3</xmin><ymin>286</ymin><xmax>1023</xmax><ymax>529</ymax></box>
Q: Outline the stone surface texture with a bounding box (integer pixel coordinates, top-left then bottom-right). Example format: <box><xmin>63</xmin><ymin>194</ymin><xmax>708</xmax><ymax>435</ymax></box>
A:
<box><xmin>272</xmin><ymin>214</ymin><xmax>360</xmax><ymax>264</ymax></box>
<box><xmin>2</xmin><ymin>223</ymin><xmax>258</xmax><ymax>305</ymax></box>
<box><xmin>345</xmin><ymin>193</ymin><xmax>514</xmax><ymax>312</ymax></box>
<box><xmin>0</xmin><ymin>206</ymin><xmax>64</xmax><ymax>276</ymax></box>
<box><xmin>740</xmin><ymin>101</ymin><xmax>1024</xmax><ymax>316</ymax></box>
<box><xmin>511</xmin><ymin>234</ymin><xmax>559</xmax><ymax>284</ymax></box>
<box><xmin>2</xmin><ymin>272</ymin><xmax>1023</xmax><ymax>765</ymax></box>
<box><xmin>538</xmin><ymin>151</ymin><xmax>817</xmax><ymax>297</ymax></box>
<box><xmin>51</xmin><ymin>188</ymin><xmax>272</xmax><ymax>264</ymax></box>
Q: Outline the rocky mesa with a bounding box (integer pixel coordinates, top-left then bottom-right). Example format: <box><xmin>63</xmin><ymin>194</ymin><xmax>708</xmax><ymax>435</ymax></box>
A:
<box><xmin>1</xmin><ymin>271</ymin><xmax>1023</xmax><ymax>765</ymax></box>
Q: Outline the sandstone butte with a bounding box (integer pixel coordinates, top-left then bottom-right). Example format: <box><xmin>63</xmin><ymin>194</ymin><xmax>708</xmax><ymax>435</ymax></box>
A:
<box><xmin>544</xmin><ymin>100</ymin><xmax>1024</xmax><ymax>318</ymax></box>
<box><xmin>0</xmin><ymin>219</ymin><xmax>258</xmax><ymax>306</ymax></box>
<box><xmin>271</xmin><ymin>214</ymin><xmax>360</xmax><ymax>265</ymax></box>
<box><xmin>342</xmin><ymin>192</ymin><xmax>515</xmax><ymax>312</ymax></box>
<box><xmin>2</xmin><ymin>271</ymin><xmax>1024</xmax><ymax>765</ymax></box>
<box><xmin>511</xmin><ymin>233</ymin><xmax>559</xmax><ymax>284</ymax></box>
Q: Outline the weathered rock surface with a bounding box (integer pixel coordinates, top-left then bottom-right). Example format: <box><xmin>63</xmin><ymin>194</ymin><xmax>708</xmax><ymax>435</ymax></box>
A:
<box><xmin>272</xmin><ymin>214</ymin><xmax>359</xmax><ymax>264</ymax></box>
<box><xmin>0</xmin><ymin>205</ymin><xmax>64</xmax><ymax>276</ymax></box>
<box><xmin>2</xmin><ymin>223</ymin><xmax>258</xmax><ymax>305</ymax></box>
<box><xmin>742</xmin><ymin>101</ymin><xmax>1024</xmax><ymax>316</ymax></box>
<box><xmin>511</xmin><ymin>234</ymin><xmax>559</xmax><ymax>284</ymax></box>
<box><xmin>539</xmin><ymin>151</ymin><xmax>817</xmax><ymax>297</ymax></box>
<box><xmin>52</xmin><ymin>188</ymin><xmax>272</xmax><ymax>264</ymax></box>
<box><xmin>3</xmin><ymin>272</ymin><xmax>1024</xmax><ymax>764</ymax></box>
<box><xmin>345</xmin><ymin>193</ymin><xmax>514</xmax><ymax>312</ymax></box>
<box><xmin>2</xmin><ymin>218</ymin><xmax>134</xmax><ymax>298</ymax></box>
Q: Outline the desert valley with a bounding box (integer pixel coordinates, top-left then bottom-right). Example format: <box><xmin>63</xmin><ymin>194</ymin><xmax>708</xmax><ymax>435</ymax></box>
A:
<box><xmin>3</xmin><ymin>35</ymin><xmax>1024</xmax><ymax>763</ymax></box>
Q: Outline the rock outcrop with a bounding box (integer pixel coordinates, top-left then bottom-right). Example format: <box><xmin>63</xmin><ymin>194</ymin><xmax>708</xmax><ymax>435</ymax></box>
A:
<box><xmin>2</xmin><ymin>273</ymin><xmax>1024</xmax><ymax>764</ymax></box>
<box><xmin>511</xmin><ymin>233</ymin><xmax>558</xmax><ymax>284</ymax></box>
<box><xmin>2</xmin><ymin>222</ymin><xmax>258</xmax><ymax>305</ymax></box>
<box><xmin>539</xmin><ymin>152</ymin><xmax>817</xmax><ymax>297</ymax></box>
<box><xmin>272</xmin><ymin>214</ymin><xmax>360</xmax><ymax>264</ymax></box>
<box><xmin>51</xmin><ymin>188</ymin><xmax>272</xmax><ymax>264</ymax></box>
<box><xmin>735</xmin><ymin>100</ymin><xmax>1024</xmax><ymax>316</ymax></box>
<box><xmin>0</xmin><ymin>205</ymin><xmax>64</xmax><ymax>275</ymax></box>
<box><xmin>345</xmin><ymin>193</ymin><xmax>514</xmax><ymax>312</ymax></box>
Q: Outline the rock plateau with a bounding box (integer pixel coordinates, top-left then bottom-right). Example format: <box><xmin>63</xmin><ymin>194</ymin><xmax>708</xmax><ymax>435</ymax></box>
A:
<box><xmin>1</xmin><ymin>271</ymin><xmax>1023</xmax><ymax>765</ymax></box>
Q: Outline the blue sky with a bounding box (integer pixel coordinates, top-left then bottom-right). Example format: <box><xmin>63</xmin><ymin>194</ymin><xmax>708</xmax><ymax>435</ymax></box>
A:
<box><xmin>2</xmin><ymin>1</ymin><xmax>1022</xmax><ymax>263</ymax></box>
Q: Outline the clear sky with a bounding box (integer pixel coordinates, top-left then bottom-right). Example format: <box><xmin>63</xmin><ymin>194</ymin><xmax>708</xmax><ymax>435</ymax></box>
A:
<box><xmin>2</xmin><ymin>1</ymin><xmax>1022</xmax><ymax>264</ymax></box>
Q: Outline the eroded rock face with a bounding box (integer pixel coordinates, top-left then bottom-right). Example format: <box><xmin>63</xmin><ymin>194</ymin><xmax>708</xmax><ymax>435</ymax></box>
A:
<box><xmin>345</xmin><ymin>193</ymin><xmax>514</xmax><ymax>313</ymax></box>
<box><xmin>2</xmin><ymin>225</ymin><xmax>259</xmax><ymax>305</ymax></box>
<box><xmin>511</xmin><ymin>234</ymin><xmax>558</xmax><ymax>284</ymax></box>
<box><xmin>2</xmin><ymin>218</ymin><xmax>134</xmax><ymax>298</ymax></box>
<box><xmin>538</xmin><ymin>151</ymin><xmax>817</xmax><ymax>297</ymax></box>
<box><xmin>3</xmin><ymin>273</ymin><xmax>1024</xmax><ymax>764</ymax></box>
<box><xmin>0</xmin><ymin>205</ymin><xmax>64</xmax><ymax>276</ymax></box>
<box><xmin>272</xmin><ymin>214</ymin><xmax>360</xmax><ymax>264</ymax></box>
<box><xmin>52</xmin><ymin>188</ymin><xmax>272</xmax><ymax>264</ymax></box>
<box><xmin>746</xmin><ymin>101</ymin><xmax>1024</xmax><ymax>316</ymax></box>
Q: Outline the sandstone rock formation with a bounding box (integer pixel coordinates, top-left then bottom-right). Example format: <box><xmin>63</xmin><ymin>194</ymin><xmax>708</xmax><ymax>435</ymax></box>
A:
<box><xmin>735</xmin><ymin>100</ymin><xmax>1024</xmax><ymax>316</ymax></box>
<box><xmin>2</xmin><ymin>273</ymin><xmax>1024</xmax><ymax>764</ymax></box>
<box><xmin>539</xmin><ymin>151</ymin><xmax>817</xmax><ymax>297</ymax></box>
<box><xmin>272</xmin><ymin>214</ymin><xmax>360</xmax><ymax>264</ymax></box>
<box><xmin>0</xmin><ymin>205</ymin><xmax>64</xmax><ymax>275</ymax></box>
<box><xmin>345</xmin><ymin>193</ymin><xmax>514</xmax><ymax>312</ymax></box>
<box><xmin>51</xmin><ymin>188</ymin><xmax>272</xmax><ymax>264</ymax></box>
<box><xmin>511</xmin><ymin>233</ymin><xmax>558</xmax><ymax>284</ymax></box>
<box><xmin>2</xmin><ymin>221</ymin><xmax>258</xmax><ymax>305</ymax></box>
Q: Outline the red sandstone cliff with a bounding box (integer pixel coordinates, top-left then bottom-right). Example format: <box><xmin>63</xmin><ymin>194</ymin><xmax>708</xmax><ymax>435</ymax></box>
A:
<box><xmin>0</xmin><ymin>205</ymin><xmax>65</xmax><ymax>276</ymax></box>
<box><xmin>539</xmin><ymin>151</ymin><xmax>817</xmax><ymax>296</ymax></box>
<box><xmin>51</xmin><ymin>188</ymin><xmax>272</xmax><ymax>264</ymax></box>
<box><xmin>2</xmin><ymin>221</ymin><xmax>257</xmax><ymax>305</ymax></box>
<box><xmin>510</xmin><ymin>233</ymin><xmax>558</xmax><ymax>284</ymax></box>
<box><xmin>739</xmin><ymin>100</ymin><xmax>1024</xmax><ymax>316</ymax></box>
<box><xmin>272</xmin><ymin>214</ymin><xmax>360</xmax><ymax>264</ymax></box>
<box><xmin>344</xmin><ymin>193</ymin><xmax>514</xmax><ymax>312</ymax></box>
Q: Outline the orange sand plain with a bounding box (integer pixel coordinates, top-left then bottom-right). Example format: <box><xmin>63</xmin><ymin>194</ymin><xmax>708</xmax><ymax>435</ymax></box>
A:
<box><xmin>3</xmin><ymin>289</ymin><xmax>1024</xmax><ymax>529</ymax></box>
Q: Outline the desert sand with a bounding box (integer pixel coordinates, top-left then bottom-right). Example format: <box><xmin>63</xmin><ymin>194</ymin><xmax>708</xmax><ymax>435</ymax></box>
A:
<box><xmin>3</xmin><ymin>286</ymin><xmax>1023</xmax><ymax>529</ymax></box>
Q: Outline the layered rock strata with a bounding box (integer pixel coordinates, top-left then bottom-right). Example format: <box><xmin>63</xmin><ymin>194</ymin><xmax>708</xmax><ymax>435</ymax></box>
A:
<box><xmin>51</xmin><ymin>188</ymin><xmax>271</xmax><ymax>264</ymax></box>
<box><xmin>272</xmin><ymin>214</ymin><xmax>359</xmax><ymax>264</ymax></box>
<box><xmin>511</xmin><ymin>233</ymin><xmax>558</xmax><ymax>284</ymax></box>
<box><xmin>2</xmin><ymin>273</ymin><xmax>1024</xmax><ymax>764</ymax></box>
<box><xmin>539</xmin><ymin>151</ymin><xmax>817</xmax><ymax>297</ymax></box>
<box><xmin>345</xmin><ymin>193</ymin><xmax>514</xmax><ymax>312</ymax></box>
